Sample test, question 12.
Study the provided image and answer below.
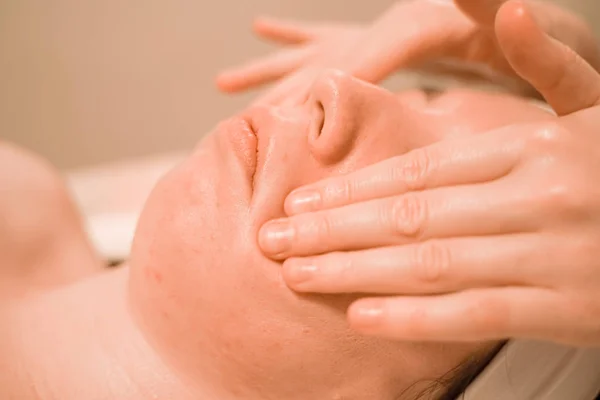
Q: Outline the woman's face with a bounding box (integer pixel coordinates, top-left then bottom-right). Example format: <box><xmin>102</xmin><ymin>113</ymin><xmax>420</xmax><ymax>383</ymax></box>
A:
<box><xmin>129</xmin><ymin>70</ymin><xmax>552</xmax><ymax>399</ymax></box>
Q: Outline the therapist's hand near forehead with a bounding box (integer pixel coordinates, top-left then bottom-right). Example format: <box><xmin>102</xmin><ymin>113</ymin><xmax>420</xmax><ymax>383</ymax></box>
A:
<box><xmin>217</xmin><ymin>0</ymin><xmax>600</xmax><ymax>106</ymax></box>
<box><xmin>259</xmin><ymin>1</ymin><xmax>600</xmax><ymax>347</ymax></box>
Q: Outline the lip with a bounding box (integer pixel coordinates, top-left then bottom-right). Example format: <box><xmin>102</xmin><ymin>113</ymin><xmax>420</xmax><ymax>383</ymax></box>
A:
<box><xmin>223</xmin><ymin>116</ymin><xmax>258</xmax><ymax>188</ymax></box>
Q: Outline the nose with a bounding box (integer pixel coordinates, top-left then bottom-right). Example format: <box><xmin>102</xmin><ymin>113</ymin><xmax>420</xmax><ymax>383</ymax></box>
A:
<box><xmin>306</xmin><ymin>69</ymin><xmax>421</xmax><ymax>166</ymax></box>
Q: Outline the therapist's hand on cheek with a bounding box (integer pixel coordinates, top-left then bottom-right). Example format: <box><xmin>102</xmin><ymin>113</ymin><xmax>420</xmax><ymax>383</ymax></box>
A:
<box><xmin>259</xmin><ymin>1</ymin><xmax>600</xmax><ymax>347</ymax></box>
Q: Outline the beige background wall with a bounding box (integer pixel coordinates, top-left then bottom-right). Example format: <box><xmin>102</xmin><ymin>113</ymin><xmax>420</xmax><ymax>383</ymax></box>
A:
<box><xmin>1</xmin><ymin>0</ymin><xmax>598</xmax><ymax>169</ymax></box>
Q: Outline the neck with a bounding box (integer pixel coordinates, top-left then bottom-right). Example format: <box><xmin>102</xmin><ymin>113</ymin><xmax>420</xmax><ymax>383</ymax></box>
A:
<box><xmin>1</xmin><ymin>267</ymin><xmax>447</xmax><ymax>400</ymax></box>
<box><xmin>0</xmin><ymin>268</ymin><xmax>197</xmax><ymax>400</ymax></box>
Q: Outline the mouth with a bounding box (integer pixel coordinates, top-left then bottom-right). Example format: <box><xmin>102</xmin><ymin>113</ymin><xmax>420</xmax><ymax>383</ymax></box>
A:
<box><xmin>224</xmin><ymin>116</ymin><xmax>258</xmax><ymax>189</ymax></box>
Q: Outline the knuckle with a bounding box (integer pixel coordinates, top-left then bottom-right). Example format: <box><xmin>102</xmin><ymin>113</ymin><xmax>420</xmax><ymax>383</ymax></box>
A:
<box><xmin>525</xmin><ymin>123</ymin><xmax>570</xmax><ymax>154</ymax></box>
<box><xmin>311</xmin><ymin>213</ymin><xmax>335</xmax><ymax>247</ymax></box>
<box><xmin>412</xmin><ymin>241</ymin><xmax>451</xmax><ymax>284</ymax></box>
<box><xmin>320</xmin><ymin>177</ymin><xmax>358</xmax><ymax>208</ymax></box>
<box><xmin>314</xmin><ymin>251</ymin><xmax>363</xmax><ymax>292</ymax></box>
<box><xmin>391</xmin><ymin>149</ymin><xmax>433</xmax><ymax>191</ymax></box>
<box><xmin>546</xmin><ymin>182</ymin><xmax>574</xmax><ymax>208</ymax></box>
<box><xmin>388</xmin><ymin>195</ymin><xmax>427</xmax><ymax>238</ymax></box>
<box><xmin>540</xmin><ymin>181</ymin><xmax>587</xmax><ymax>217</ymax></box>
<box><xmin>338</xmin><ymin>178</ymin><xmax>357</xmax><ymax>204</ymax></box>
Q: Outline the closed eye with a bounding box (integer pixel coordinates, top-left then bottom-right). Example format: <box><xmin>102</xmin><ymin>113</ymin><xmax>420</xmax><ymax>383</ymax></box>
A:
<box><xmin>421</xmin><ymin>85</ymin><xmax>445</xmax><ymax>102</ymax></box>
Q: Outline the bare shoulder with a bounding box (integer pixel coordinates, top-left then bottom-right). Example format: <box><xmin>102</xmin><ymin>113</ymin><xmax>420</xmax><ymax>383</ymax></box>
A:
<box><xmin>0</xmin><ymin>141</ymin><xmax>102</xmax><ymax>298</ymax></box>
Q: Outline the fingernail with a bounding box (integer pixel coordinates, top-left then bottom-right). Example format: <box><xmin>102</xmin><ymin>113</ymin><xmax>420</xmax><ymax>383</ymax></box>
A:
<box><xmin>259</xmin><ymin>219</ymin><xmax>295</xmax><ymax>255</ymax></box>
<box><xmin>285</xmin><ymin>261</ymin><xmax>318</xmax><ymax>286</ymax></box>
<box><xmin>350</xmin><ymin>299</ymin><xmax>385</xmax><ymax>330</ymax></box>
<box><xmin>286</xmin><ymin>190</ymin><xmax>321</xmax><ymax>214</ymax></box>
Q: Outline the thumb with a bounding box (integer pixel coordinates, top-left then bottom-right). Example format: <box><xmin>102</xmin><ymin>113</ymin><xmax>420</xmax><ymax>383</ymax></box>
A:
<box><xmin>495</xmin><ymin>0</ymin><xmax>600</xmax><ymax>116</ymax></box>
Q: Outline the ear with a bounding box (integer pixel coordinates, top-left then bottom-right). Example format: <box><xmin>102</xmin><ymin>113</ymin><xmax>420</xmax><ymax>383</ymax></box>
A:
<box><xmin>494</xmin><ymin>0</ymin><xmax>600</xmax><ymax>116</ymax></box>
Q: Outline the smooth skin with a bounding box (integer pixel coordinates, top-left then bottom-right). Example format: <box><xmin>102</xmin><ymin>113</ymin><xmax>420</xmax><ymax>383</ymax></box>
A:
<box><xmin>0</xmin><ymin>141</ymin><xmax>102</xmax><ymax>299</ymax></box>
<box><xmin>216</xmin><ymin>0</ymin><xmax>600</xmax><ymax>106</ymax></box>
<box><xmin>3</xmin><ymin>72</ymin><xmax>542</xmax><ymax>400</ymax></box>
<box><xmin>258</xmin><ymin>1</ymin><xmax>600</xmax><ymax>347</ymax></box>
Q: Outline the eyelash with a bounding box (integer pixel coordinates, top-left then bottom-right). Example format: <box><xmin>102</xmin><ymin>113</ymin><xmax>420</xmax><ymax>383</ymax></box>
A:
<box><xmin>421</xmin><ymin>86</ymin><xmax>445</xmax><ymax>101</ymax></box>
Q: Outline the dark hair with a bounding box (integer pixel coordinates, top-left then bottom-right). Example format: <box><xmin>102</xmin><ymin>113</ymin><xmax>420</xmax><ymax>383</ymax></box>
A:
<box><xmin>434</xmin><ymin>342</ymin><xmax>506</xmax><ymax>400</ymax></box>
<box><xmin>397</xmin><ymin>341</ymin><xmax>507</xmax><ymax>400</ymax></box>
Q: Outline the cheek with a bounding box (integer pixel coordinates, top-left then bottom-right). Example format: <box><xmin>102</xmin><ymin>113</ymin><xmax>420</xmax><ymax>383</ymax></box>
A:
<box><xmin>128</xmin><ymin>156</ymin><xmax>257</xmax><ymax>347</ymax></box>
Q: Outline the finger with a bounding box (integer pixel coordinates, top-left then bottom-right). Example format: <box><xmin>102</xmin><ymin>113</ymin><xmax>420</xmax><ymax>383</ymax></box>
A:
<box><xmin>453</xmin><ymin>0</ymin><xmax>507</xmax><ymax>26</ymax></box>
<box><xmin>253</xmin><ymin>16</ymin><xmax>318</xmax><ymax>44</ymax></box>
<box><xmin>259</xmin><ymin>179</ymin><xmax>540</xmax><ymax>259</ymax></box>
<box><xmin>495</xmin><ymin>0</ymin><xmax>600</xmax><ymax>115</ymax></box>
<box><xmin>216</xmin><ymin>47</ymin><xmax>312</xmax><ymax>93</ymax></box>
<box><xmin>347</xmin><ymin>288</ymin><xmax>579</xmax><ymax>343</ymax></box>
<box><xmin>284</xmin><ymin>127</ymin><xmax>522</xmax><ymax>215</ymax></box>
<box><xmin>282</xmin><ymin>234</ymin><xmax>555</xmax><ymax>294</ymax></box>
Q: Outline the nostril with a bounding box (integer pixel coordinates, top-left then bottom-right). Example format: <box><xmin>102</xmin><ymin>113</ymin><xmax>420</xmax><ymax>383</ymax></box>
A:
<box><xmin>307</xmin><ymin>93</ymin><xmax>356</xmax><ymax>165</ymax></box>
<box><xmin>306</xmin><ymin>69</ymin><xmax>361</xmax><ymax>165</ymax></box>
<box><xmin>310</xmin><ymin>99</ymin><xmax>325</xmax><ymax>140</ymax></box>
